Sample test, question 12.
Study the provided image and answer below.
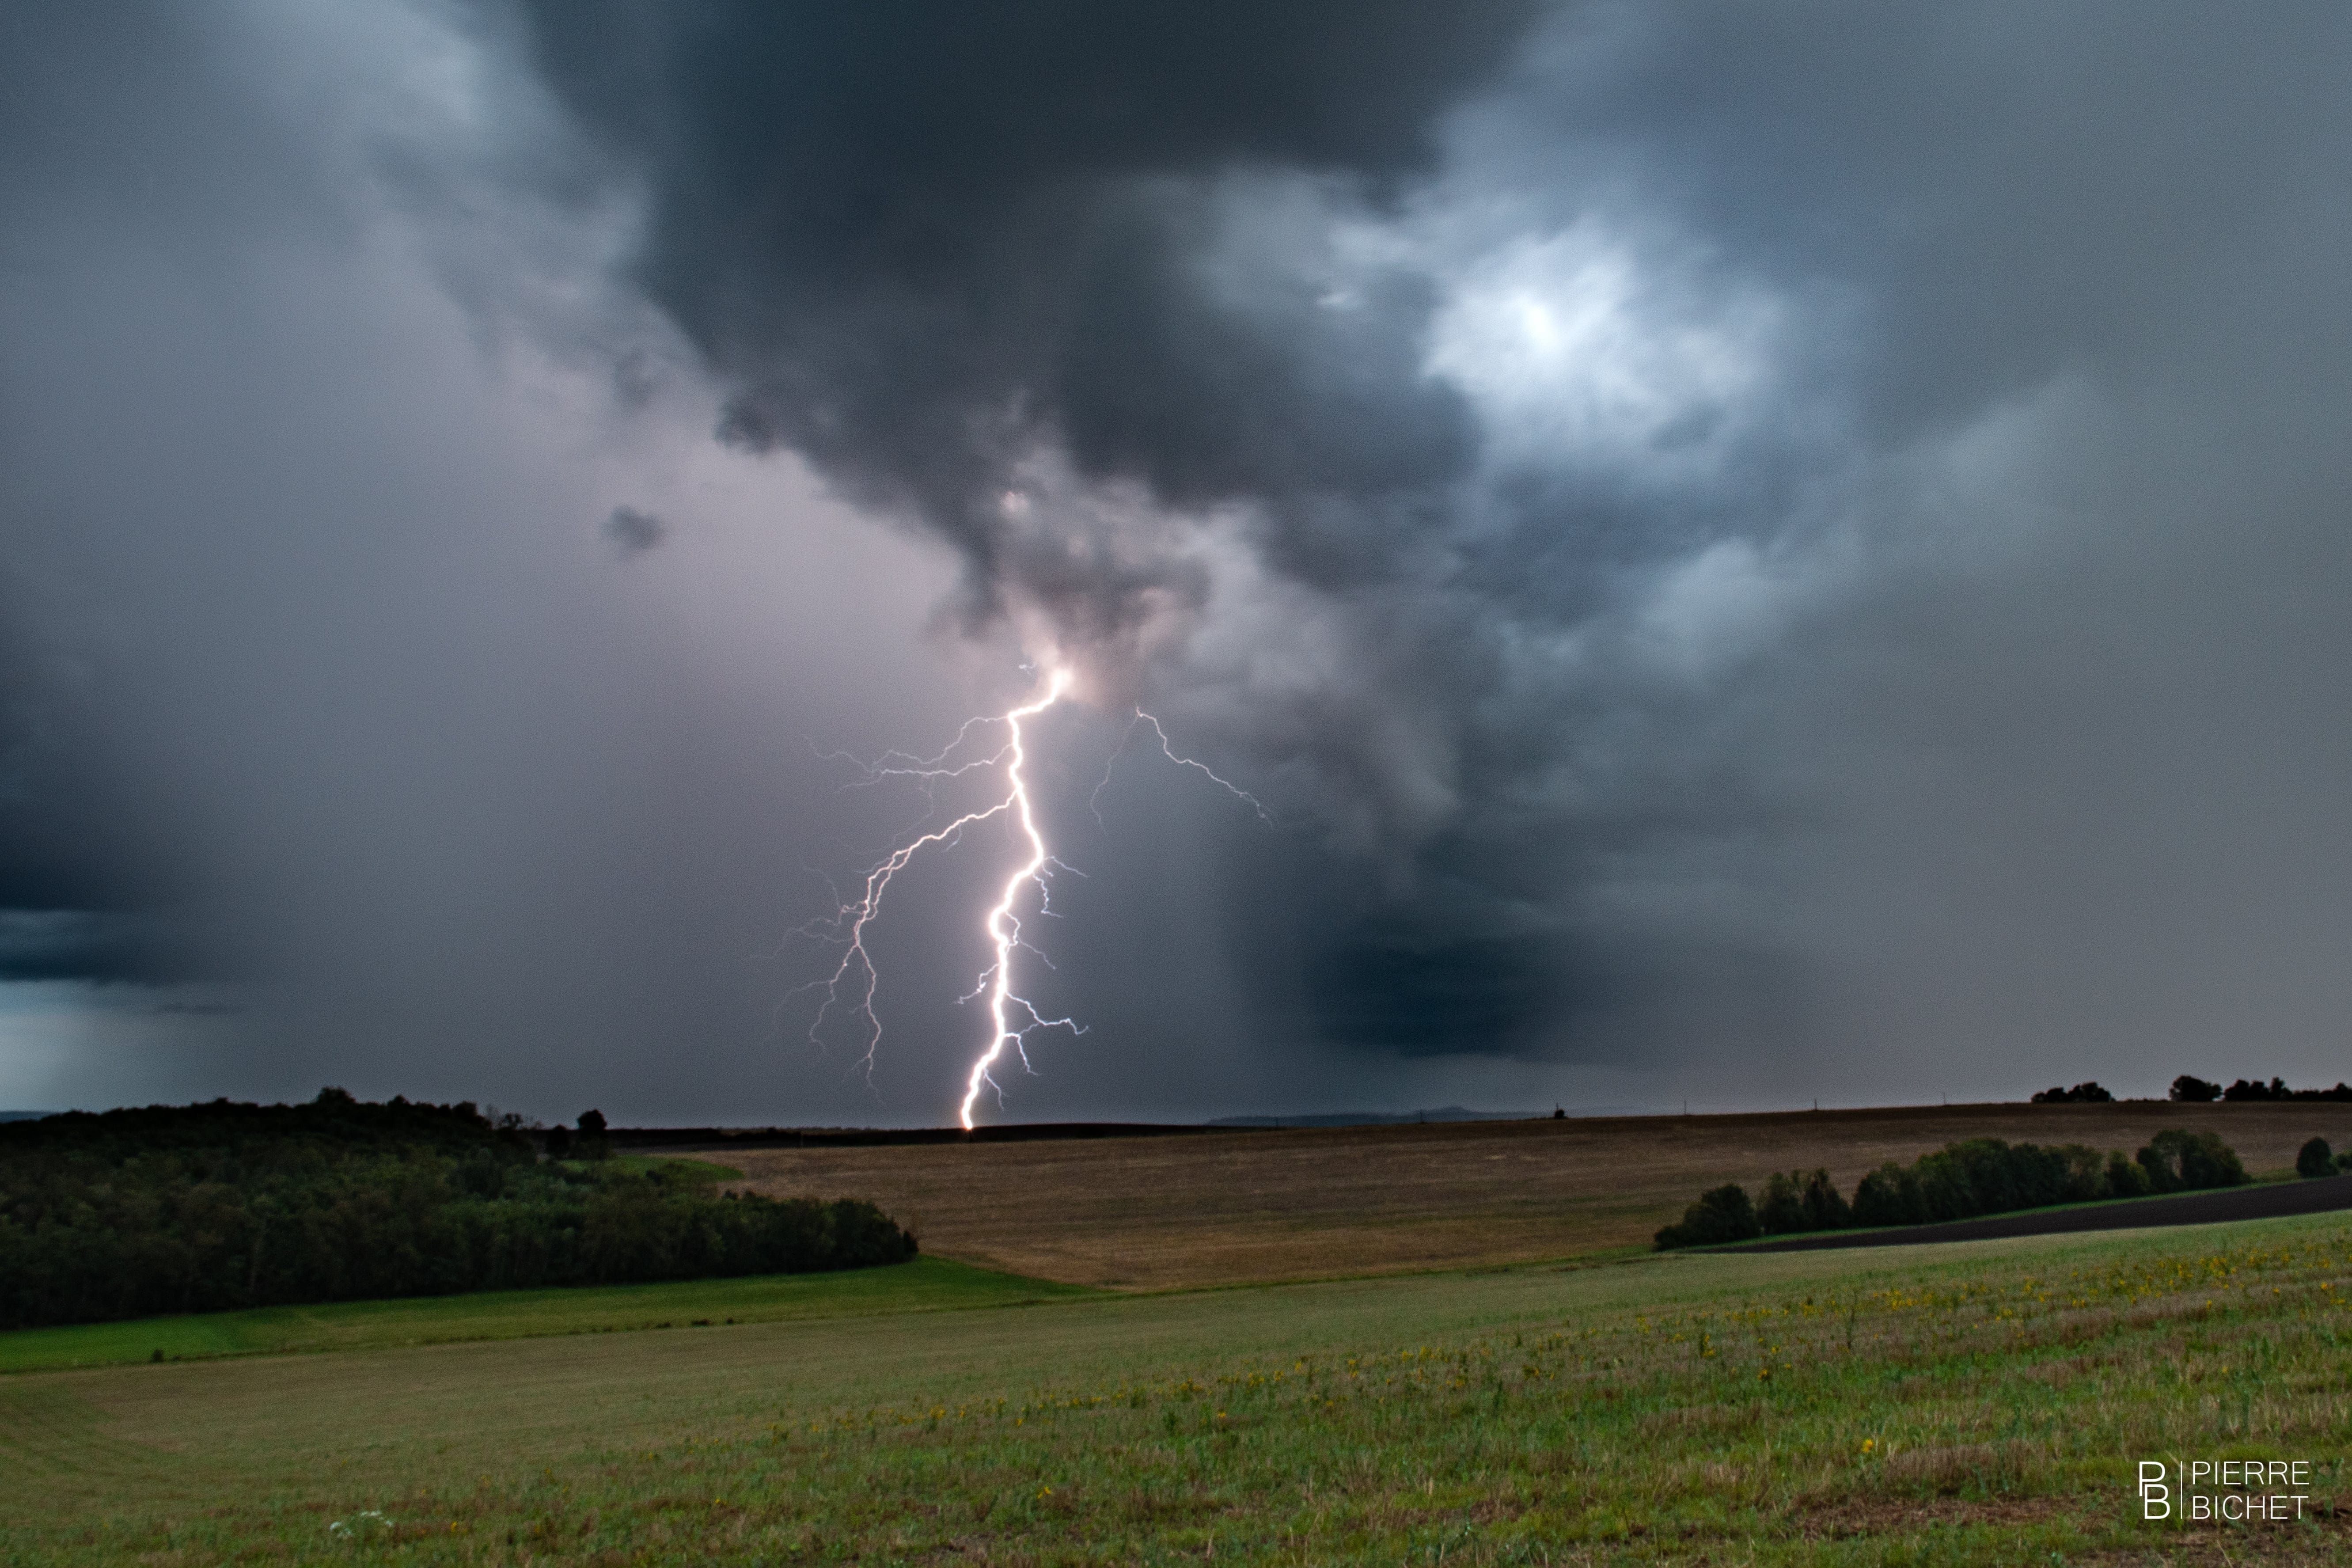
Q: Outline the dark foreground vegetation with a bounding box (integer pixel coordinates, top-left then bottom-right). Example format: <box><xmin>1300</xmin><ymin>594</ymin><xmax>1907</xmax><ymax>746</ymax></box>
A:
<box><xmin>1656</xmin><ymin>1129</ymin><xmax>2258</xmax><ymax>1249</ymax></box>
<box><xmin>0</xmin><ymin>1092</ymin><xmax>915</xmax><ymax>1330</ymax></box>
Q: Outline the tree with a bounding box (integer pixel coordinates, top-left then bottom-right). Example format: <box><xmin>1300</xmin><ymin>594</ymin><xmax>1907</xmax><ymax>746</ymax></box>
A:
<box><xmin>1851</xmin><ymin>1162</ymin><xmax>1925</xmax><ymax>1227</ymax></box>
<box><xmin>0</xmin><ymin>1094</ymin><xmax>917</xmax><ymax>1329</ymax></box>
<box><xmin>576</xmin><ymin>1109</ymin><xmax>610</xmax><ymax>1161</ymax></box>
<box><xmin>2105</xmin><ymin>1150</ymin><xmax>2151</xmax><ymax>1197</ymax></box>
<box><xmin>1653</xmin><ymin>1184</ymin><xmax>1760</xmax><ymax>1250</ymax></box>
<box><xmin>1798</xmin><ymin>1168</ymin><xmax>1851</xmax><ymax>1230</ymax></box>
<box><xmin>1757</xmin><ymin>1172</ymin><xmax>1806</xmax><ymax>1234</ymax></box>
<box><xmin>2298</xmin><ymin>1137</ymin><xmax>2336</xmax><ymax>1178</ymax></box>
<box><xmin>2030</xmin><ymin>1082</ymin><xmax>2114</xmax><ymax>1104</ymax></box>
<box><xmin>2137</xmin><ymin>1128</ymin><xmax>2246</xmax><ymax>1192</ymax></box>
<box><xmin>2168</xmin><ymin>1075</ymin><xmax>2221</xmax><ymax>1103</ymax></box>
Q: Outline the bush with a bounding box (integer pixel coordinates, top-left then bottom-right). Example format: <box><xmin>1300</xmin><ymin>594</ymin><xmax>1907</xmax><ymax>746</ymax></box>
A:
<box><xmin>1653</xmin><ymin>1184</ymin><xmax>1760</xmax><ymax>1250</ymax></box>
<box><xmin>2298</xmin><ymin>1137</ymin><xmax>2336</xmax><ymax>1178</ymax></box>
<box><xmin>2136</xmin><ymin>1128</ymin><xmax>2246</xmax><ymax>1193</ymax></box>
<box><xmin>2169</xmin><ymin>1075</ymin><xmax>2222</xmax><ymax>1103</ymax></box>
<box><xmin>2105</xmin><ymin>1149</ymin><xmax>2152</xmax><ymax>1197</ymax></box>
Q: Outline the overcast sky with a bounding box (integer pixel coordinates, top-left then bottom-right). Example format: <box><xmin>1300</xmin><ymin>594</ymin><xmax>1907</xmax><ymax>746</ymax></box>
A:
<box><xmin>5</xmin><ymin>2</ymin><xmax>2350</xmax><ymax>1126</ymax></box>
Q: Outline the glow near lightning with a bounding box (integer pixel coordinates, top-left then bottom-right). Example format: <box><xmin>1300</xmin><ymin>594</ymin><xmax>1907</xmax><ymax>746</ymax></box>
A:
<box><xmin>806</xmin><ymin>666</ymin><xmax>1260</xmax><ymax>1129</ymax></box>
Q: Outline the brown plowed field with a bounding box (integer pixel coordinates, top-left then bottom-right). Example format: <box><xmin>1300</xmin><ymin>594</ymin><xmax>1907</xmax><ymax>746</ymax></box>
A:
<box><xmin>702</xmin><ymin>1101</ymin><xmax>2352</xmax><ymax>1289</ymax></box>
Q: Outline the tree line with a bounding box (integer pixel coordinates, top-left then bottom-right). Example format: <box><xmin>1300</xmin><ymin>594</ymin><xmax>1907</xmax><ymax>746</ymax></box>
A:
<box><xmin>1654</xmin><ymin>1130</ymin><xmax>2255</xmax><ymax>1250</ymax></box>
<box><xmin>2166</xmin><ymin>1075</ymin><xmax>2352</xmax><ymax>1103</ymax></box>
<box><xmin>0</xmin><ymin>1091</ymin><xmax>916</xmax><ymax>1330</ymax></box>
<box><xmin>2029</xmin><ymin>1076</ymin><xmax>2352</xmax><ymax>1104</ymax></box>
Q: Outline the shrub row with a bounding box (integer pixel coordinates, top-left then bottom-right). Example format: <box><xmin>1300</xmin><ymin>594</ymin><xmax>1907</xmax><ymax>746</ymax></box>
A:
<box><xmin>0</xmin><ymin>1092</ymin><xmax>916</xmax><ymax>1329</ymax></box>
<box><xmin>1654</xmin><ymin>1130</ymin><xmax>2249</xmax><ymax>1250</ymax></box>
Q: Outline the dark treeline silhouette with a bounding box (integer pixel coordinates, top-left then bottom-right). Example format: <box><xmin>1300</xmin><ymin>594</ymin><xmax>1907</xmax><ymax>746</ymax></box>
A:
<box><xmin>2026</xmin><ymin>1076</ymin><xmax>2352</xmax><ymax>1104</ymax></box>
<box><xmin>2167</xmin><ymin>1074</ymin><xmax>2352</xmax><ymax>1103</ymax></box>
<box><xmin>2219</xmin><ymin>1077</ymin><xmax>2352</xmax><ymax>1102</ymax></box>
<box><xmin>1655</xmin><ymin>1131</ymin><xmax>2256</xmax><ymax>1250</ymax></box>
<box><xmin>2030</xmin><ymin>1082</ymin><xmax>2114</xmax><ymax>1104</ymax></box>
<box><xmin>0</xmin><ymin>1091</ymin><xmax>915</xmax><ymax>1330</ymax></box>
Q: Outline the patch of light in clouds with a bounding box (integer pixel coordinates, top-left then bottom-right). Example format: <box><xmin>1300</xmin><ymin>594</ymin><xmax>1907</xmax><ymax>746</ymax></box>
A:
<box><xmin>1425</xmin><ymin>222</ymin><xmax>1783</xmax><ymax>472</ymax></box>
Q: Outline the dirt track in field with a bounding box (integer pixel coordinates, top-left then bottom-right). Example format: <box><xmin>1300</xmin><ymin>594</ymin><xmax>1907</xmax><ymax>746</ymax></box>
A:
<box><xmin>700</xmin><ymin>1101</ymin><xmax>2352</xmax><ymax>1289</ymax></box>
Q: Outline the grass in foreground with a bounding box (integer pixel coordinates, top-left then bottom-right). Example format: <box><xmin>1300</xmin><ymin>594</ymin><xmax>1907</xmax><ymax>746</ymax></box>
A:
<box><xmin>4</xmin><ymin>1218</ymin><xmax>2349</xmax><ymax>1564</ymax></box>
<box><xmin>0</xmin><ymin>1256</ymin><xmax>1093</xmax><ymax>1373</ymax></box>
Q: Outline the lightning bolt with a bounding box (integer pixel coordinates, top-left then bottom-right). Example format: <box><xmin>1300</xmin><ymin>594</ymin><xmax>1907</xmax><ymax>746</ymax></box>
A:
<box><xmin>1091</xmin><ymin>709</ymin><xmax>1270</xmax><ymax>826</ymax></box>
<box><xmin>956</xmin><ymin>668</ymin><xmax>1078</xmax><ymax>1130</ymax></box>
<box><xmin>800</xmin><ymin>666</ymin><xmax>1263</xmax><ymax>1128</ymax></box>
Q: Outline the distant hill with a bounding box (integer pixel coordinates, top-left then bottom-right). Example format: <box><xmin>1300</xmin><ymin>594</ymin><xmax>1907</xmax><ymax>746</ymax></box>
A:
<box><xmin>1209</xmin><ymin>1106</ymin><xmax>1536</xmax><ymax>1129</ymax></box>
<box><xmin>0</xmin><ymin>1112</ymin><xmax>51</xmax><ymax>1124</ymax></box>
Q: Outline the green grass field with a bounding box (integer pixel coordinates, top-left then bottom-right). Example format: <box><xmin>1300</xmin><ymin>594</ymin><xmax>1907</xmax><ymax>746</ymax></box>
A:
<box><xmin>6</xmin><ymin>1215</ymin><xmax>2349</xmax><ymax>1564</ymax></box>
<box><xmin>0</xmin><ymin>1256</ymin><xmax>1095</xmax><ymax>1374</ymax></box>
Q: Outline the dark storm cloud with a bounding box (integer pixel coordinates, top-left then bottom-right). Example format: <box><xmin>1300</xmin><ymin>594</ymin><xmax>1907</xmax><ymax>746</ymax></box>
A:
<box><xmin>11</xmin><ymin>0</ymin><xmax>2352</xmax><ymax>1118</ymax></box>
<box><xmin>0</xmin><ymin>911</ymin><xmax>200</xmax><ymax>985</ymax></box>
<box><xmin>497</xmin><ymin>0</ymin><xmax>2352</xmax><ymax>1089</ymax></box>
<box><xmin>0</xmin><ymin>0</ymin><xmax>314</xmax><ymax>991</ymax></box>
<box><xmin>604</xmin><ymin>505</ymin><xmax>667</xmax><ymax>554</ymax></box>
<box><xmin>513</xmin><ymin>0</ymin><xmax>1533</xmax><ymax>619</ymax></box>
<box><xmin>1507</xmin><ymin>1</ymin><xmax>2352</xmax><ymax>439</ymax></box>
<box><xmin>1305</xmin><ymin>932</ymin><xmax>1578</xmax><ymax>1058</ymax></box>
<box><xmin>0</xmin><ymin>596</ymin><xmax>196</xmax><ymax>980</ymax></box>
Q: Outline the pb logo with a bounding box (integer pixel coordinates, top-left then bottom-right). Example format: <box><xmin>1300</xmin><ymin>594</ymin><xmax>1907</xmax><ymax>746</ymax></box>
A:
<box><xmin>2140</xmin><ymin>1461</ymin><xmax>2170</xmax><ymax>1519</ymax></box>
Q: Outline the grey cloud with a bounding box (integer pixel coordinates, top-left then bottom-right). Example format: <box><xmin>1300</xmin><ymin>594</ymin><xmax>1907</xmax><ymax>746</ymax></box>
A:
<box><xmin>604</xmin><ymin>505</ymin><xmax>667</xmax><ymax>554</ymax></box>
<box><xmin>0</xmin><ymin>910</ymin><xmax>198</xmax><ymax>985</ymax></box>
<box><xmin>512</xmin><ymin>0</ymin><xmax>1533</xmax><ymax>624</ymax></box>
<box><xmin>497</xmin><ymin>0</ymin><xmax>2352</xmax><ymax>1094</ymax></box>
<box><xmin>10</xmin><ymin>0</ymin><xmax>2352</xmax><ymax>1121</ymax></box>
